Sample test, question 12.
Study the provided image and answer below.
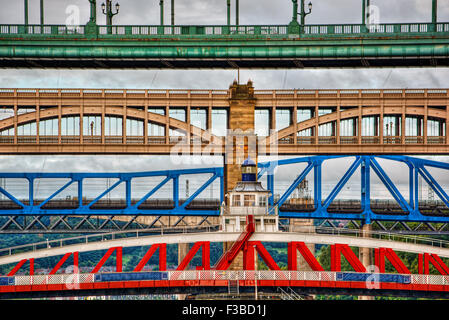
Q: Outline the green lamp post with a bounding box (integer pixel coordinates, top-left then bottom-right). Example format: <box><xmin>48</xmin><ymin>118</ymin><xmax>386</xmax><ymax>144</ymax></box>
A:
<box><xmin>289</xmin><ymin>0</ymin><xmax>312</xmax><ymax>34</ymax></box>
<box><xmin>101</xmin><ymin>0</ymin><xmax>120</xmax><ymax>34</ymax></box>
<box><xmin>86</xmin><ymin>0</ymin><xmax>98</xmax><ymax>35</ymax></box>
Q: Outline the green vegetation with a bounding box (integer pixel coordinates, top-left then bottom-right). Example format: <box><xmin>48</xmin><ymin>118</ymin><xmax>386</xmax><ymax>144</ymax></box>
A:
<box><xmin>1</xmin><ymin>231</ymin><xmax>449</xmax><ymax>301</ymax></box>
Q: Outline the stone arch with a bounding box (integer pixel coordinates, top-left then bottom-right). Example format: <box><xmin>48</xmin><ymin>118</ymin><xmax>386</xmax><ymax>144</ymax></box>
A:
<box><xmin>0</xmin><ymin>106</ymin><xmax>218</xmax><ymax>142</ymax></box>
<box><xmin>267</xmin><ymin>106</ymin><xmax>447</xmax><ymax>144</ymax></box>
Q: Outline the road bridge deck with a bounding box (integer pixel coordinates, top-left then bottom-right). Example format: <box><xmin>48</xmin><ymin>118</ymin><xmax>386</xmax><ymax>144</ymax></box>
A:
<box><xmin>1</xmin><ymin>228</ymin><xmax>449</xmax><ymax>266</ymax></box>
<box><xmin>1</xmin><ymin>22</ymin><xmax>449</xmax><ymax>68</ymax></box>
<box><xmin>0</xmin><ymin>87</ymin><xmax>448</xmax><ymax>155</ymax></box>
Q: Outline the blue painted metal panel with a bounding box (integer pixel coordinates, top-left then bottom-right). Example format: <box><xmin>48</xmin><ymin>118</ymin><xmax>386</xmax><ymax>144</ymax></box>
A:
<box><xmin>95</xmin><ymin>272</ymin><xmax>168</xmax><ymax>282</ymax></box>
<box><xmin>0</xmin><ymin>277</ymin><xmax>14</xmax><ymax>286</ymax></box>
<box><xmin>336</xmin><ymin>272</ymin><xmax>411</xmax><ymax>284</ymax></box>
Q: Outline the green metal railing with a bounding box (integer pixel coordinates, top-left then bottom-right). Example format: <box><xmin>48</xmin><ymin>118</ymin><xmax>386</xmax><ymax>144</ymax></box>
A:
<box><xmin>0</xmin><ymin>22</ymin><xmax>448</xmax><ymax>39</ymax></box>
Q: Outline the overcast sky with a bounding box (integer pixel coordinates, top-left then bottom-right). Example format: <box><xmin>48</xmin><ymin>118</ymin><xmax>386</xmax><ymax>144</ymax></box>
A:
<box><xmin>0</xmin><ymin>0</ymin><xmax>448</xmax><ymax>201</ymax></box>
<box><xmin>1</xmin><ymin>0</ymin><xmax>449</xmax><ymax>90</ymax></box>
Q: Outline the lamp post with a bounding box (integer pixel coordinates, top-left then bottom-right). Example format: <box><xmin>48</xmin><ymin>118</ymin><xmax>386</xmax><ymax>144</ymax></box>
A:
<box><xmin>24</xmin><ymin>0</ymin><xmax>28</xmax><ymax>32</ymax></box>
<box><xmin>299</xmin><ymin>0</ymin><xmax>313</xmax><ymax>28</ymax></box>
<box><xmin>290</xmin><ymin>0</ymin><xmax>312</xmax><ymax>34</ymax></box>
<box><xmin>160</xmin><ymin>0</ymin><xmax>164</xmax><ymax>26</ymax></box>
<box><xmin>101</xmin><ymin>0</ymin><xmax>120</xmax><ymax>34</ymax></box>
<box><xmin>432</xmin><ymin>0</ymin><xmax>438</xmax><ymax>31</ymax></box>
<box><xmin>235</xmin><ymin>0</ymin><xmax>239</xmax><ymax>26</ymax></box>
<box><xmin>432</xmin><ymin>0</ymin><xmax>438</xmax><ymax>24</ymax></box>
<box><xmin>227</xmin><ymin>0</ymin><xmax>231</xmax><ymax>27</ymax></box>
<box><xmin>171</xmin><ymin>0</ymin><xmax>175</xmax><ymax>26</ymax></box>
<box><xmin>40</xmin><ymin>0</ymin><xmax>44</xmax><ymax>26</ymax></box>
<box><xmin>362</xmin><ymin>0</ymin><xmax>366</xmax><ymax>26</ymax></box>
<box><xmin>86</xmin><ymin>0</ymin><xmax>97</xmax><ymax>34</ymax></box>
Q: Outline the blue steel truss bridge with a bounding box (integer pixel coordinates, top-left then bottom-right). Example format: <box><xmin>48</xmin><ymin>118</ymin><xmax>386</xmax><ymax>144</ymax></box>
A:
<box><xmin>0</xmin><ymin>155</ymin><xmax>447</xmax><ymax>235</ymax></box>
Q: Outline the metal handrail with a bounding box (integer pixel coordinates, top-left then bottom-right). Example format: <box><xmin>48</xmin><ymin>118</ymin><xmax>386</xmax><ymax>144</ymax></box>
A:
<box><xmin>1</xmin><ymin>22</ymin><xmax>448</xmax><ymax>37</ymax></box>
<box><xmin>8</xmin><ymin>270</ymin><xmax>449</xmax><ymax>287</ymax></box>
<box><xmin>288</xmin><ymin>225</ymin><xmax>449</xmax><ymax>249</ymax></box>
<box><xmin>2</xmin><ymin>221</ymin><xmax>449</xmax><ymax>260</ymax></box>
<box><xmin>0</xmin><ymin>224</ymin><xmax>221</xmax><ymax>257</ymax></box>
<box><xmin>1</xmin><ymin>88</ymin><xmax>448</xmax><ymax>98</ymax></box>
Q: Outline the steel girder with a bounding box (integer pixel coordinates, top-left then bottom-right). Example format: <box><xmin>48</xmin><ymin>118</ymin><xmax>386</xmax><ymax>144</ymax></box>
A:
<box><xmin>258</xmin><ymin>155</ymin><xmax>449</xmax><ymax>224</ymax></box>
<box><xmin>0</xmin><ymin>167</ymin><xmax>223</xmax><ymax>217</ymax></box>
<box><xmin>1</xmin><ymin>23</ymin><xmax>449</xmax><ymax>69</ymax></box>
<box><xmin>0</xmin><ymin>215</ymin><xmax>220</xmax><ymax>234</ymax></box>
<box><xmin>0</xmin><ymin>155</ymin><xmax>448</xmax><ymax>226</ymax></box>
<box><xmin>0</xmin><ymin>216</ymin><xmax>447</xmax><ymax>235</ymax></box>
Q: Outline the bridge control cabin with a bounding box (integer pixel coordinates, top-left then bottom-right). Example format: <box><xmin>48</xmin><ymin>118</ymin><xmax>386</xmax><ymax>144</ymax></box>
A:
<box><xmin>220</xmin><ymin>158</ymin><xmax>278</xmax><ymax>233</ymax></box>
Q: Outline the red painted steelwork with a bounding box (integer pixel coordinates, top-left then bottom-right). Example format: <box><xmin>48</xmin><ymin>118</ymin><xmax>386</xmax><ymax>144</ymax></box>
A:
<box><xmin>243</xmin><ymin>241</ymin><xmax>281</xmax><ymax>270</ymax></box>
<box><xmin>2</xmin><ymin>274</ymin><xmax>449</xmax><ymax>297</ymax></box>
<box><xmin>91</xmin><ymin>247</ymin><xmax>122</xmax><ymax>273</ymax></box>
<box><xmin>375</xmin><ymin>248</ymin><xmax>410</xmax><ymax>274</ymax></box>
<box><xmin>49</xmin><ymin>252</ymin><xmax>78</xmax><ymax>275</ymax></box>
<box><xmin>214</xmin><ymin>215</ymin><xmax>255</xmax><ymax>270</ymax></box>
<box><xmin>134</xmin><ymin>244</ymin><xmax>166</xmax><ymax>272</ymax></box>
<box><xmin>419</xmin><ymin>253</ymin><xmax>449</xmax><ymax>275</ymax></box>
<box><xmin>176</xmin><ymin>242</ymin><xmax>210</xmax><ymax>271</ymax></box>
<box><xmin>288</xmin><ymin>242</ymin><xmax>324</xmax><ymax>271</ymax></box>
<box><xmin>7</xmin><ymin>259</ymin><xmax>34</xmax><ymax>276</ymax></box>
<box><xmin>5</xmin><ymin>240</ymin><xmax>449</xmax><ymax>280</ymax></box>
<box><xmin>331</xmin><ymin>244</ymin><xmax>366</xmax><ymax>272</ymax></box>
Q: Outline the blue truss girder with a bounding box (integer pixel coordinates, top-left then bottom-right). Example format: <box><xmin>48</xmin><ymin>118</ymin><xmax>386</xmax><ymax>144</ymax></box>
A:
<box><xmin>322</xmin><ymin>156</ymin><xmax>362</xmax><ymax>210</ymax></box>
<box><xmin>0</xmin><ymin>186</ymin><xmax>26</xmax><ymax>208</ymax></box>
<box><xmin>0</xmin><ymin>167</ymin><xmax>224</xmax><ymax>217</ymax></box>
<box><xmin>257</xmin><ymin>155</ymin><xmax>449</xmax><ymax>224</ymax></box>
<box><xmin>369</xmin><ymin>158</ymin><xmax>413</xmax><ymax>213</ymax></box>
<box><xmin>180</xmin><ymin>173</ymin><xmax>220</xmax><ymax>209</ymax></box>
<box><xmin>0</xmin><ymin>156</ymin><xmax>448</xmax><ymax>224</ymax></box>
<box><xmin>418</xmin><ymin>166</ymin><xmax>449</xmax><ymax>208</ymax></box>
<box><xmin>132</xmin><ymin>176</ymin><xmax>172</xmax><ymax>209</ymax></box>
<box><xmin>276</xmin><ymin>163</ymin><xmax>314</xmax><ymax>208</ymax></box>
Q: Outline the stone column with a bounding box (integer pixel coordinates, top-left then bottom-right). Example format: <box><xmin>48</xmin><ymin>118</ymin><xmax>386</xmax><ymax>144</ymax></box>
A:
<box><xmin>178</xmin><ymin>243</ymin><xmax>189</xmax><ymax>267</ymax></box>
<box><xmin>358</xmin><ymin>223</ymin><xmax>374</xmax><ymax>300</ymax></box>
<box><xmin>224</xmin><ymin>80</ymin><xmax>257</xmax><ymax>270</ymax></box>
<box><xmin>359</xmin><ymin>224</ymin><xmax>372</xmax><ymax>267</ymax></box>
<box><xmin>225</xmin><ymin>80</ymin><xmax>257</xmax><ymax>193</ymax></box>
<box><xmin>291</xmin><ymin>218</ymin><xmax>315</xmax><ymax>271</ymax></box>
<box><xmin>177</xmin><ymin>243</ymin><xmax>189</xmax><ymax>300</ymax></box>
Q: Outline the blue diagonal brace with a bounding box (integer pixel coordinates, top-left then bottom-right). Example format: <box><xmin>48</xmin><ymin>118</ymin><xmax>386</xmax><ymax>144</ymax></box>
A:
<box><xmin>370</xmin><ymin>157</ymin><xmax>413</xmax><ymax>213</ymax></box>
<box><xmin>133</xmin><ymin>176</ymin><xmax>171</xmax><ymax>208</ymax></box>
<box><xmin>257</xmin><ymin>166</ymin><xmax>269</xmax><ymax>180</ymax></box>
<box><xmin>322</xmin><ymin>156</ymin><xmax>362</xmax><ymax>209</ymax></box>
<box><xmin>86</xmin><ymin>179</ymin><xmax>123</xmax><ymax>208</ymax></box>
<box><xmin>275</xmin><ymin>162</ymin><xmax>314</xmax><ymax>208</ymax></box>
<box><xmin>37</xmin><ymin>179</ymin><xmax>75</xmax><ymax>208</ymax></box>
<box><xmin>418</xmin><ymin>166</ymin><xmax>449</xmax><ymax>208</ymax></box>
<box><xmin>180</xmin><ymin>174</ymin><xmax>218</xmax><ymax>209</ymax></box>
<box><xmin>0</xmin><ymin>186</ymin><xmax>26</xmax><ymax>208</ymax></box>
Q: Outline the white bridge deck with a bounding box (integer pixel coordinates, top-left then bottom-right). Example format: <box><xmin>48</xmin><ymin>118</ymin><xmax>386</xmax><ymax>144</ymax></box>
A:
<box><xmin>1</xmin><ymin>227</ymin><xmax>449</xmax><ymax>266</ymax></box>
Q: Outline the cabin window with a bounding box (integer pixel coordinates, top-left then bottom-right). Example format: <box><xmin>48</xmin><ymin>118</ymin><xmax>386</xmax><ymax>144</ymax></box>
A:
<box><xmin>259</xmin><ymin>196</ymin><xmax>267</xmax><ymax>207</ymax></box>
<box><xmin>232</xmin><ymin>195</ymin><xmax>241</xmax><ymax>206</ymax></box>
<box><xmin>244</xmin><ymin>194</ymin><xmax>256</xmax><ymax>207</ymax></box>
